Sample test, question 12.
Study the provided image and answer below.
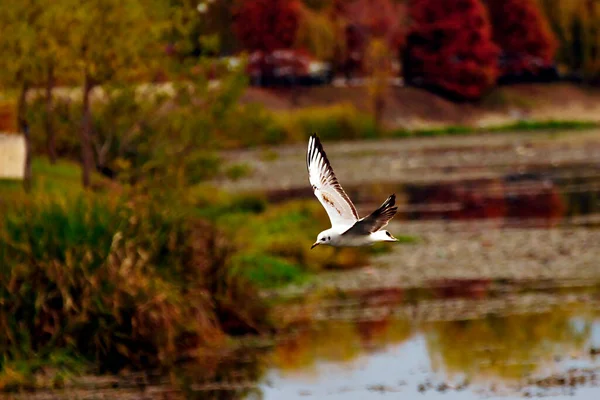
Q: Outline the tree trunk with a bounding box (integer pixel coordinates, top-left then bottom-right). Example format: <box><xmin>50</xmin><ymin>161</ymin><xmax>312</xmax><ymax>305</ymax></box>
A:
<box><xmin>17</xmin><ymin>82</ymin><xmax>32</xmax><ymax>192</ymax></box>
<box><xmin>373</xmin><ymin>95</ymin><xmax>384</xmax><ymax>130</ymax></box>
<box><xmin>80</xmin><ymin>74</ymin><xmax>95</xmax><ymax>188</ymax></box>
<box><xmin>45</xmin><ymin>64</ymin><xmax>57</xmax><ymax>164</ymax></box>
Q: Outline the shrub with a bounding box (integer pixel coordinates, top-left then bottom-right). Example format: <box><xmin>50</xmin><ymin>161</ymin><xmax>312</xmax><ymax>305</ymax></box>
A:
<box><xmin>274</xmin><ymin>103</ymin><xmax>379</xmax><ymax>142</ymax></box>
<box><xmin>486</xmin><ymin>0</ymin><xmax>557</xmax><ymax>77</ymax></box>
<box><xmin>233</xmin><ymin>0</ymin><xmax>301</xmax><ymax>52</ymax></box>
<box><xmin>214</xmin><ymin>103</ymin><xmax>378</xmax><ymax>147</ymax></box>
<box><xmin>403</xmin><ymin>0</ymin><xmax>500</xmax><ymax>100</ymax></box>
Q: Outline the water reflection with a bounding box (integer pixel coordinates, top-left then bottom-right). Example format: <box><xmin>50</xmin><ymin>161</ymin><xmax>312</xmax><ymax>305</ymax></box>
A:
<box><xmin>272</xmin><ymin>318</ymin><xmax>413</xmax><ymax>375</ymax></box>
<box><xmin>424</xmin><ymin>310</ymin><xmax>591</xmax><ymax>381</ymax></box>
<box><xmin>340</xmin><ymin>168</ymin><xmax>600</xmax><ymax>225</ymax></box>
<box><xmin>257</xmin><ymin>288</ymin><xmax>600</xmax><ymax>399</ymax></box>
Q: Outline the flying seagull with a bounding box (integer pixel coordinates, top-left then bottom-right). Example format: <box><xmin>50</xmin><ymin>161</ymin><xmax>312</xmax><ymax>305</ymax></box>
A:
<box><xmin>307</xmin><ymin>133</ymin><xmax>399</xmax><ymax>249</ymax></box>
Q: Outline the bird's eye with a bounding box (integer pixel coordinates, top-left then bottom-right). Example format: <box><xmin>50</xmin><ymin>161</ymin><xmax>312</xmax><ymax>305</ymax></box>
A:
<box><xmin>328</xmin><ymin>236</ymin><xmax>330</xmax><ymax>240</ymax></box>
<box><xmin>321</xmin><ymin>238</ymin><xmax>325</xmax><ymax>241</ymax></box>
<box><xmin>386</xmin><ymin>232</ymin><xmax>391</xmax><ymax>237</ymax></box>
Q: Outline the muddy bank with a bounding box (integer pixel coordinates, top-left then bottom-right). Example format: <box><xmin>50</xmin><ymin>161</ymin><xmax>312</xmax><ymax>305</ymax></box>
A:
<box><xmin>216</xmin><ymin>130</ymin><xmax>600</xmax><ymax>193</ymax></box>
<box><xmin>266</xmin><ymin>221</ymin><xmax>600</xmax><ymax>297</ymax></box>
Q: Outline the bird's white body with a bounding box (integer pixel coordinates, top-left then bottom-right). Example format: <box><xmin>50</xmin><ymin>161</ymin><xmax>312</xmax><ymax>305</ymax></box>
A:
<box><xmin>306</xmin><ymin>134</ymin><xmax>400</xmax><ymax>249</ymax></box>
<box><xmin>317</xmin><ymin>228</ymin><xmax>397</xmax><ymax>247</ymax></box>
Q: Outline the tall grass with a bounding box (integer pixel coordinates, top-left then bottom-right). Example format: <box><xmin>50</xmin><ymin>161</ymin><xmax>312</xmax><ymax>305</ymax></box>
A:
<box><xmin>0</xmin><ymin>196</ymin><xmax>232</xmax><ymax>387</ymax></box>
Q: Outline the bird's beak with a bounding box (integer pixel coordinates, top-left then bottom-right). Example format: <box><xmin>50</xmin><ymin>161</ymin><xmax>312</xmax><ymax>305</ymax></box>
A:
<box><xmin>311</xmin><ymin>242</ymin><xmax>320</xmax><ymax>249</ymax></box>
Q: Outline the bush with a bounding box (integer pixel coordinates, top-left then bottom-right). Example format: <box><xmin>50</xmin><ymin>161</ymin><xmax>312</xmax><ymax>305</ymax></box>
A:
<box><xmin>212</xmin><ymin>102</ymin><xmax>378</xmax><ymax>147</ymax></box>
<box><xmin>0</xmin><ymin>196</ymin><xmax>247</xmax><ymax>380</ymax></box>
<box><xmin>403</xmin><ymin>0</ymin><xmax>500</xmax><ymax>100</ymax></box>
<box><xmin>274</xmin><ymin>103</ymin><xmax>379</xmax><ymax>142</ymax></box>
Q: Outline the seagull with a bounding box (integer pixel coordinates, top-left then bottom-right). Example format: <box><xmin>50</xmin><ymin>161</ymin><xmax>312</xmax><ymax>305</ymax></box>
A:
<box><xmin>307</xmin><ymin>133</ymin><xmax>399</xmax><ymax>249</ymax></box>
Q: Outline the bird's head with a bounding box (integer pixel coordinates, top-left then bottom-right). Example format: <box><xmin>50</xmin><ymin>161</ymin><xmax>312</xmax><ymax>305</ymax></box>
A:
<box><xmin>382</xmin><ymin>230</ymin><xmax>399</xmax><ymax>242</ymax></box>
<box><xmin>311</xmin><ymin>230</ymin><xmax>332</xmax><ymax>249</ymax></box>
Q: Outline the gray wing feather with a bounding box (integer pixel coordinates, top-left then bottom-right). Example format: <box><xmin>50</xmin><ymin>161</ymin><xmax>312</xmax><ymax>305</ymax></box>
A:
<box><xmin>342</xmin><ymin>194</ymin><xmax>398</xmax><ymax>235</ymax></box>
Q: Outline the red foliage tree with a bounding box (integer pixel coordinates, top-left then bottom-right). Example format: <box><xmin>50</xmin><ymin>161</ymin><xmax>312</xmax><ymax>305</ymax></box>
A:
<box><xmin>486</xmin><ymin>0</ymin><xmax>557</xmax><ymax>77</ymax></box>
<box><xmin>232</xmin><ymin>0</ymin><xmax>301</xmax><ymax>52</ymax></box>
<box><xmin>403</xmin><ymin>0</ymin><xmax>500</xmax><ymax>100</ymax></box>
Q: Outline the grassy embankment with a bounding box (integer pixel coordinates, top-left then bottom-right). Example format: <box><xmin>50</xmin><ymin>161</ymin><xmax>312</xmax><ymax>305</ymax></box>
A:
<box><xmin>0</xmin><ymin>157</ymin><xmax>385</xmax><ymax>390</ymax></box>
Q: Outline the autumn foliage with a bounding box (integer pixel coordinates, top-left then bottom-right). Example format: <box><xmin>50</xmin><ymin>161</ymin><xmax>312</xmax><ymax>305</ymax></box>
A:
<box><xmin>403</xmin><ymin>0</ymin><xmax>500</xmax><ymax>100</ymax></box>
<box><xmin>233</xmin><ymin>0</ymin><xmax>301</xmax><ymax>52</ymax></box>
<box><xmin>486</xmin><ymin>0</ymin><xmax>557</xmax><ymax>77</ymax></box>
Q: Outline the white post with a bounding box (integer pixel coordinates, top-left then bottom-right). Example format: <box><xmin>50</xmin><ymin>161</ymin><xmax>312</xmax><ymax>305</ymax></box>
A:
<box><xmin>0</xmin><ymin>133</ymin><xmax>26</xmax><ymax>180</ymax></box>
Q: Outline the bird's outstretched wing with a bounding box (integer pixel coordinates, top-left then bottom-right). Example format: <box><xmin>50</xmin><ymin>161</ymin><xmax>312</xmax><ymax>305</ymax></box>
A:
<box><xmin>307</xmin><ymin>134</ymin><xmax>359</xmax><ymax>228</ymax></box>
<box><xmin>342</xmin><ymin>194</ymin><xmax>397</xmax><ymax>235</ymax></box>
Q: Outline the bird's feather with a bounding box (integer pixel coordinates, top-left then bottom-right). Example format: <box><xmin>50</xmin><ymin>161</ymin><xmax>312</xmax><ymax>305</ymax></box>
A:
<box><xmin>307</xmin><ymin>134</ymin><xmax>359</xmax><ymax>228</ymax></box>
<box><xmin>342</xmin><ymin>194</ymin><xmax>398</xmax><ymax>236</ymax></box>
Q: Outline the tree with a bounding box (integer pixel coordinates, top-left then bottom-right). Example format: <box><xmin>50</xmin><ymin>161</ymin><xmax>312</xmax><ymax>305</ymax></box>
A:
<box><xmin>69</xmin><ymin>0</ymin><xmax>163</xmax><ymax>187</ymax></box>
<box><xmin>34</xmin><ymin>3</ymin><xmax>79</xmax><ymax>164</ymax></box>
<box><xmin>486</xmin><ymin>0</ymin><xmax>557</xmax><ymax>78</ymax></box>
<box><xmin>233</xmin><ymin>0</ymin><xmax>301</xmax><ymax>51</ymax></box>
<box><xmin>403</xmin><ymin>0</ymin><xmax>500</xmax><ymax>100</ymax></box>
<box><xmin>538</xmin><ymin>0</ymin><xmax>600</xmax><ymax>83</ymax></box>
<box><xmin>0</xmin><ymin>1</ymin><xmax>44</xmax><ymax>191</ymax></box>
<box><xmin>365</xmin><ymin>39</ymin><xmax>393</xmax><ymax>129</ymax></box>
<box><xmin>295</xmin><ymin>3</ymin><xmax>336</xmax><ymax>61</ymax></box>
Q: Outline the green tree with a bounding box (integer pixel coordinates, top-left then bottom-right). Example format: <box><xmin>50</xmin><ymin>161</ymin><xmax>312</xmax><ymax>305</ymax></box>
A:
<box><xmin>539</xmin><ymin>0</ymin><xmax>600</xmax><ymax>82</ymax></box>
<box><xmin>69</xmin><ymin>0</ymin><xmax>164</xmax><ymax>187</ymax></box>
<box><xmin>295</xmin><ymin>3</ymin><xmax>337</xmax><ymax>61</ymax></box>
<box><xmin>365</xmin><ymin>38</ymin><xmax>393</xmax><ymax>129</ymax></box>
<box><xmin>36</xmin><ymin>3</ymin><xmax>78</xmax><ymax>164</ymax></box>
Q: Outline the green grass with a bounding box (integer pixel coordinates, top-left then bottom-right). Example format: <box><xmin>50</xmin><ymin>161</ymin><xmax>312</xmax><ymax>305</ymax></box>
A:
<box><xmin>0</xmin><ymin>157</ymin><xmax>109</xmax><ymax>200</ymax></box>
<box><xmin>230</xmin><ymin>253</ymin><xmax>308</xmax><ymax>288</ymax></box>
<box><xmin>392</xmin><ymin>120</ymin><xmax>599</xmax><ymax>138</ymax></box>
<box><xmin>487</xmin><ymin>120</ymin><xmax>598</xmax><ymax>132</ymax></box>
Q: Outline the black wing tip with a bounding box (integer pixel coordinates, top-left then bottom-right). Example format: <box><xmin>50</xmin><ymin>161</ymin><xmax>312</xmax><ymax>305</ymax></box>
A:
<box><xmin>380</xmin><ymin>195</ymin><xmax>398</xmax><ymax>217</ymax></box>
<box><xmin>308</xmin><ymin>133</ymin><xmax>329</xmax><ymax>167</ymax></box>
<box><xmin>309</xmin><ymin>133</ymin><xmax>323</xmax><ymax>151</ymax></box>
<box><xmin>384</xmin><ymin>194</ymin><xmax>396</xmax><ymax>207</ymax></box>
